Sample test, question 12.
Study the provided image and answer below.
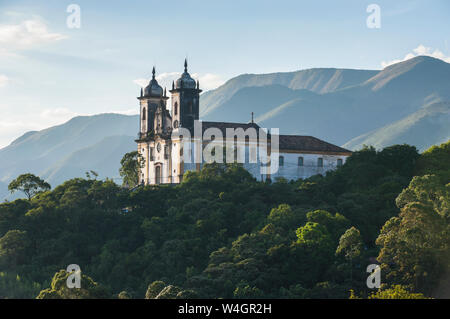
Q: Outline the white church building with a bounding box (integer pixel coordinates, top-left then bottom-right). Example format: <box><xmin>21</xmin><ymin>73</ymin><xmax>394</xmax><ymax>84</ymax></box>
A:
<box><xmin>136</xmin><ymin>61</ymin><xmax>352</xmax><ymax>185</ymax></box>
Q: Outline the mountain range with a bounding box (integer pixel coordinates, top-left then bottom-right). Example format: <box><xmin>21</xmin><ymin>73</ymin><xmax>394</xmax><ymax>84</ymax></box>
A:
<box><xmin>201</xmin><ymin>56</ymin><xmax>450</xmax><ymax>146</ymax></box>
<box><xmin>0</xmin><ymin>114</ymin><xmax>138</xmax><ymax>200</ymax></box>
<box><xmin>1</xmin><ymin>56</ymin><xmax>449</xmax><ymax>200</ymax></box>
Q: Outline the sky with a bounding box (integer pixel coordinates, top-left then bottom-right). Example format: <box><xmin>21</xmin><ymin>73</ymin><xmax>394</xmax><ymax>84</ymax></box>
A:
<box><xmin>0</xmin><ymin>0</ymin><xmax>449</xmax><ymax>148</ymax></box>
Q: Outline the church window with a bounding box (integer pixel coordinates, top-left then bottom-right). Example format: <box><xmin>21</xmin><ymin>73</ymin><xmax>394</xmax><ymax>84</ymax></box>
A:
<box><xmin>142</xmin><ymin>108</ymin><xmax>146</xmax><ymax>120</ymax></box>
<box><xmin>173</xmin><ymin>120</ymin><xmax>178</xmax><ymax>128</ymax></box>
<box><xmin>180</xmin><ymin>147</ymin><xmax>183</xmax><ymax>156</ymax></box>
<box><xmin>317</xmin><ymin>157</ymin><xmax>323</xmax><ymax>167</ymax></box>
<box><xmin>298</xmin><ymin>156</ymin><xmax>304</xmax><ymax>166</ymax></box>
<box><xmin>337</xmin><ymin>158</ymin><xmax>343</xmax><ymax>167</ymax></box>
<box><xmin>279</xmin><ymin>156</ymin><xmax>284</xmax><ymax>166</ymax></box>
<box><xmin>164</xmin><ymin>145</ymin><xmax>169</xmax><ymax>159</ymax></box>
<box><xmin>174</xmin><ymin>102</ymin><xmax>178</xmax><ymax>115</ymax></box>
<box><xmin>150</xmin><ymin>147</ymin><xmax>154</xmax><ymax>161</ymax></box>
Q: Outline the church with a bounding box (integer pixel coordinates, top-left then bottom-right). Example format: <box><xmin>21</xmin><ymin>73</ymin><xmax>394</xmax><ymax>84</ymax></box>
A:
<box><xmin>136</xmin><ymin>60</ymin><xmax>352</xmax><ymax>185</ymax></box>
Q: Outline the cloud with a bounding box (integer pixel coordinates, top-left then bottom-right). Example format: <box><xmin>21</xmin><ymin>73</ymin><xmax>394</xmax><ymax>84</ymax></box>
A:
<box><xmin>110</xmin><ymin>109</ymin><xmax>139</xmax><ymax>116</ymax></box>
<box><xmin>0</xmin><ymin>75</ymin><xmax>9</xmax><ymax>87</ymax></box>
<box><xmin>0</xmin><ymin>17</ymin><xmax>67</xmax><ymax>50</ymax></box>
<box><xmin>40</xmin><ymin>107</ymin><xmax>79</xmax><ymax>121</ymax></box>
<box><xmin>191</xmin><ymin>73</ymin><xmax>226</xmax><ymax>91</ymax></box>
<box><xmin>0</xmin><ymin>103</ymin><xmax>81</xmax><ymax>149</ymax></box>
<box><xmin>381</xmin><ymin>45</ymin><xmax>450</xmax><ymax>68</ymax></box>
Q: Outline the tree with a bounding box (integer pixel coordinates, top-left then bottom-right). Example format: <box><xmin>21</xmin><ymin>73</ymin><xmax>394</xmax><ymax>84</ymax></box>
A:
<box><xmin>415</xmin><ymin>140</ymin><xmax>450</xmax><ymax>183</ymax></box>
<box><xmin>8</xmin><ymin>174</ymin><xmax>51</xmax><ymax>200</ymax></box>
<box><xmin>0</xmin><ymin>230</ymin><xmax>29</xmax><ymax>268</ymax></box>
<box><xmin>118</xmin><ymin>290</ymin><xmax>132</xmax><ymax>299</ymax></box>
<box><xmin>368</xmin><ymin>285</ymin><xmax>429</xmax><ymax>299</ymax></box>
<box><xmin>145</xmin><ymin>281</ymin><xmax>166</xmax><ymax>299</ymax></box>
<box><xmin>119</xmin><ymin>151</ymin><xmax>145</xmax><ymax>188</ymax></box>
<box><xmin>36</xmin><ymin>270</ymin><xmax>110</xmax><ymax>299</ymax></box>
<box><xmin>336</xmin><ymin>226</ymin><xmax>363</xmax><ymax>288</ymax></box>
<box><xmin>336</xmin><ymin>227</ymin><xmax>363</xmax><ymax>261</ymax></box>
<box><xmin>376</xmin><ymin>175</ymin><xmax>450</xmax><ymax>295</ymax></box>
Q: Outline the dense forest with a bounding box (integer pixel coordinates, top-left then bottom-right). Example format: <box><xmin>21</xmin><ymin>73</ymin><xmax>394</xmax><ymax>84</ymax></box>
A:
<box><xmin>0</xmin><ymin>141</ymin><xmax>448</xmax><ymax>299</ymax></box>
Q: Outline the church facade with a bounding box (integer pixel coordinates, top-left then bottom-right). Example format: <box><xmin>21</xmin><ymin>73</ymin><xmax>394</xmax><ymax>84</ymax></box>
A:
<box><xmin>136</xmin><ymin>60</ymin><xmax>352</xmax><ymax>185</ymax></box>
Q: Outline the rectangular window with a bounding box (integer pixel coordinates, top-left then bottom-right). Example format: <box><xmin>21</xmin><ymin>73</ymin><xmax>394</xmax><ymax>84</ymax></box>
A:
<box><xmin>337</xmin><ymin>158</ymin><xmax>343</xmax><ymax>167</ymax></box>
<box><xmin>298</xmin><ymin>156</ymin><xmax>304</xmax><ymax>166</ymax></box>
<box><xmin>279</xmin><ymin>156</ymin><xmax>284</xmax><ymax>166</ymax></box>
<box><xmin>317</xmin><ymin>157</ymin><xmax>323</xmax><ymax>167</ymax></box>
<box><xmin>164</xmin><ymin>145</ymin><xmax>169</xmax><ymax>159</ymax></box>
<box><xmin>150</xmin><ymin>147</ymin><xmax>154</xmax><ymax>161</ymax></box>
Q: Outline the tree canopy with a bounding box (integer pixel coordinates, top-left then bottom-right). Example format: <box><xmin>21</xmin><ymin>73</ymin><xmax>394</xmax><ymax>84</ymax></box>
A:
<box><xmin>0</xmin><ymin>141</ymin><xmax>448</xmax><ymax>299</ymax></box>
<box><xmin>8</xmin><ymin>173</ymin><xmax>51</xmax><ymax>200</ymax></box>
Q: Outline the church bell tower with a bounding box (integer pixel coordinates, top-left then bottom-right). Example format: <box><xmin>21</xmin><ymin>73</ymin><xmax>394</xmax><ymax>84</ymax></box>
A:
<box><xmin>170</xmin><ymin>59</ymin><xmax>202</xmax><ymax>132</ymax></box>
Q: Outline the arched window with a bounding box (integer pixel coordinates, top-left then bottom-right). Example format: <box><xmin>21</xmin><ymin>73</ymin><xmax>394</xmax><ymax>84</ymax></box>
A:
<box><xmin>174</xmin><ymin>102</ymin><xmax>178</xmax><ymax>115</ymax></box>
<box><xmin>142</xmin><ymin>107</ymin><xmax>146</xmax><ymax>120</ymax></box>
<box><xmin>298</xmin><ymin>156</ymin><xmax>304</xmax><ymax>166</ymax></box>
<box><xmin>279</xmin><ymin>155</ymin><xmax>284</xmax><ymax>167</ymax></box>
<box><xmin>317</xmin><ymin>157</ymin><xmax>323</xmax><ymax>167</ymax></box>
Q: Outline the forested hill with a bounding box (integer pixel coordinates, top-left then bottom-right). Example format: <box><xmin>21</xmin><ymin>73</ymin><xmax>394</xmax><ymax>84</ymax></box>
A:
<box><xmin>0</xmin><ymin>141</ymin><xmax>448</xmax><ymax>299</ymax></box>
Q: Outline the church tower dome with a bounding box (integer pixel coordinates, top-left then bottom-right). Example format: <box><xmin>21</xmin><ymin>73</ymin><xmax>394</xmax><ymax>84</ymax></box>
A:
<box><xmin>175</xmin><ymin>59</ymin><xmax>196</xmax><ymax>89</ymax></box>
<box><xmin>144</xmin><ymin>67</ymin><xmax>163</xmax><ymax>97</ymax></box>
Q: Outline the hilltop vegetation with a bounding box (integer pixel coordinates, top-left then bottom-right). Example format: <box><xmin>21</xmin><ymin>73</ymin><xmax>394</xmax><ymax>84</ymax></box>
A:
<box><xmin>0</xmin><ymin>141</ymin><xmax>448</xmax><ymax>299</ymax></box>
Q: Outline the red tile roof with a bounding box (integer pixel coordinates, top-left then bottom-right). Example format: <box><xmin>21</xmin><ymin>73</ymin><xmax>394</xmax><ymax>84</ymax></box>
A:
<box><xmin>199</xmin><ymin>121</ymin><xmax>351</xmax><ymax>154</ymax></box>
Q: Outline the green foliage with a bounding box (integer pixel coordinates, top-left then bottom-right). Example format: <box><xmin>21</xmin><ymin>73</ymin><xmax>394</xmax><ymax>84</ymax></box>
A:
<box><xmin>367</xmin><ymin>285</ymin><xmax>429</xmax><ymax>299</ymax></box>
<box><xmin>145</xmin><ymin>281</ymin><xmax>166</xmax><ymax>299</ymax></box>
<box><xmin>8</xmin><ymin>173</ymin><xmax>51</xmax><ymax>200</ymax></box>
<box><xmin>376</xmin><ymin>174</ymin><xmax>449</xmax><ymax>295</ymax></box>
<box><xmin>36</xmin><ymin>270</ymin><xmax>110</xmax><ymax>299</ymax></box>
<box><xmin>415</xmin><ymin>140</ymin><xmax>450</xmax><ymax>183</ymax></box>
<box><xmin>119</xmin><ymin>151</ymin><xmax>145</xmax><ymax>188</ymax></box>
<box><xmin>0</xmin><ymin>230</ymin><xmax>29</xmax><ymax>269</ymax></box>
<box><xmin>336</xmin><ymin>227</ymin><xmax>363</xmax><ymax>260</ymax></box>
<box><xmin>0</xmin><ymin>142</ymin><xmax>448</xmax><ymax>298</ymax></box>
<box><xmin>118</xmin><ymin>290</ymin><xmax>132</xmax><ymax>299</ymax></box>
<box><xmin>0</xmin><ymin>272</ymin><xmax>42</xmax><ymax>298</ymax></box>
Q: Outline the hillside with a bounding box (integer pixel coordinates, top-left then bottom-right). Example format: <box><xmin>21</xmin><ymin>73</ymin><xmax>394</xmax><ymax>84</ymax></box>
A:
<box><xmin>343</xmin><ymin>102</ymin><xmax>450</xmax><ymax>152</ymax></box>
<box><xmin>1</xmin><ymin>143</ymin><xmax>448</xmax><ymax>298</ymax></box>
<box><xmin>0</xmin><ymin>114</ymin><xmax>138</xmax><ymax>200</ymax></box>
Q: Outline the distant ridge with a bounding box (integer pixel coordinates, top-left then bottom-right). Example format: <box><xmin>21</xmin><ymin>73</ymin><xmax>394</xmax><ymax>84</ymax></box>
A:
<box><xmin>202</xmin><ymin>56</ymin><xmax>450</xmax><ymax>146</ymax></box>
<box><xmin>0</xmin><ymin>113</ymin><xmax>138</xmax><ymax>200</ymax></box>
<box><xmin>343</xmin><ymin>101</ymin><xmax>450</xmax><ymax>152</ymax></box>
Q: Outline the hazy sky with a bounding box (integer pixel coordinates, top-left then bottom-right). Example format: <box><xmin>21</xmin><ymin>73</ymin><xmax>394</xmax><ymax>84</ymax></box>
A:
<box><xmin>0</xmin><ymin>0</ymin><xmax>449</xmax><ymax>148</ymax></box>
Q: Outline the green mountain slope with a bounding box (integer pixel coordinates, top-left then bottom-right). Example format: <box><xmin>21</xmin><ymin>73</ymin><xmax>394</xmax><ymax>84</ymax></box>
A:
<box><xmin>0</xmin><ymin>113</ymin><xmax>138</xmax><ymax>200</ymax></box>
<box><xmin>343</xmin><ymin>102</ymin><xmax>450</xmax><ymax>152</ymax></box>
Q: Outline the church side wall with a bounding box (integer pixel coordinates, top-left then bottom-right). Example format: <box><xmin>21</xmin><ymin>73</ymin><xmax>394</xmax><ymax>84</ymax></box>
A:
<box><xmin>178</xmin><ymin>141</ymin><xmax>349</xmax><ymax>182</ymax></box>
